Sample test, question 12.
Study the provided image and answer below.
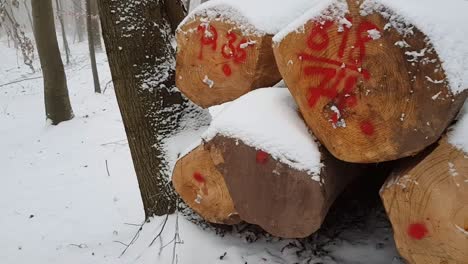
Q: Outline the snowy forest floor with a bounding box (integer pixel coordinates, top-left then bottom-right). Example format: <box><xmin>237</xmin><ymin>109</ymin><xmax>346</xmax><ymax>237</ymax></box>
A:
<box><xmin>0</xmin><ymin>38</ymin><xmax>404</xmax><ymax>264</ymax></box>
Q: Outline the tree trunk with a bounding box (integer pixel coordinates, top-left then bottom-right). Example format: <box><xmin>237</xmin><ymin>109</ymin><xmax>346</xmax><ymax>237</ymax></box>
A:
<box><xmin>90</xmin><ymin>0</ymin><xmax>102</xmax><ymax>52</ymax></box>
<box><xmin>73</xmin><ymin>0</ymin><xmax>85</xmax><ymax>42</ymax></box>
<box><xmin>55</xmin><ymin>0</ymin><xmax>70</xmax><ymax>64</ymax></box>
<box><xmin>86</xmin><ymin>0</ymin><xmax>100</xmax><ymax>93</ymax></box>
<box><xmin>23</xmin><ymin>0</ymin><xmax>34</xmax><ymax>32</ymax></box>
<box><xmin>32</xmin><ymin>0</ymin><xmax>74</xmax><ymax>125</ymax></box>
<box><xmin>98</xmin><ymin>0</ymin><xmax>187</xmax><ymax>217</ymax></box>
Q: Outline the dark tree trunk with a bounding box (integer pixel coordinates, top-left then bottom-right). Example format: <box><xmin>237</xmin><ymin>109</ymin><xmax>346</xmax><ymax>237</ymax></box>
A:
<box><xmin>90</xmin><ymin>0</ymin><xmax>102</xmax><ymax>52</ymax></box>
<box><xmin>73</xmin><ymin>0</ymin><xmax>85</xmax><ymax>42</ymax></box>
<box><xmin>98</xmin><ymin>0</ymin><xmax>187</xmax><ymax>217</ymax></box>
<box><xmin>55</xmin><ymin>0</ymin><xmax>70</xmax><ymax>64</ymax></box>
<box><xmin>32</xmin><ymin>0</ymin><xmax>74</xmax><ymax>125</ymax></box>
<box><xmin>86</xmin><ymin>0</ymin><xmax>101</xmax><ymax>93</ymax></box>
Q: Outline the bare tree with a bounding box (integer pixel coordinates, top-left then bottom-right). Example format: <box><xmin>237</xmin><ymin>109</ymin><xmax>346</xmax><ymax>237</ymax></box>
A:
<box><xmin>32</xmin><ymin>0</ymin><xmax>74</xmax><ymax>124</ymax></box>
<box><xmin>89</xmin><ymin>0</ymin><xmax>101</xmax><ymax>51</ymax></box>
<box><xmin>86</xmin><ymin>0</ymin><xmax>100</xmax><ymax>93</ymax></box>
<box><xmin>72</xmin><ymin>0</ymin><xmax>85</xmax><ymax>42</ymax></box>
<box><xmin>0</xmin><ymin>0</ymin><xmax>35</xmax><ymax>71</ymax></box>
<box><xmin>55</xmin><ymin>0</ymin><xmax>70</xmax><ymax>64</ymax></box>
<box><xmin>98</xmin><ymin>0</ymin><xmax>188</xmax><ymax>217</ymax></box>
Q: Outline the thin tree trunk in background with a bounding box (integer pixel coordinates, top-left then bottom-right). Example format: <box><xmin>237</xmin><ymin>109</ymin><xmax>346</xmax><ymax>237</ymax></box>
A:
<box><xmin>23</xmin><ymin>0</ymin><xmax>34</xmax><ymax>31</ymax></box>
<box><xmin>86</xmin><ymin>0</ymin><xmax>100</xmax><ymax>93</ymax></box>
<box><xmin>90</xmin><ymin>0</ymin><xmax>102</xmax><ymax>52</ymax></box>
<box><xmin>55</xmin><ymin>0</ymin><xmax>70</xmax><ymax>64</ymax></box>
<box><xmin>73</xmin><ymin>0</ymin><xmax>85</xmax><ymax>42</ymax></box>
<box><xmin>98</xmin><ymin>0</ymin><xmax>187</xmax><ymax>218</ymax></box>
<box><xmin>32</xmin><ymin>0</ymin><xmax>74</xmax><ymax>125</ymax></box>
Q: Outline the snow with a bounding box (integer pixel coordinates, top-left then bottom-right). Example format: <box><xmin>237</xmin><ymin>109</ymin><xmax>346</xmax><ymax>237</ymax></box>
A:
<box><xmin>449</xmin><ymin>111</ymin><xmax>468</xmax><ymax>154</ymax></box>
<box><xmin>179</xmin><ymin>0</ymin><xmax>331</xmax><ymax>36</ymax></box>
<box><xmin>273</xmin><ymin>0</ymin><xmax>468</xmax><ymax>94</ymax></box>
<box><xmin>0</xmin><ymin>34</ymin><xmax>399</xmax><ymax>263</ymax></box>
<box><xmin>273</xmin><ymin>0</ymin><xmax>348</xmax><ymax>43</ymax></box>
<box><xmin>361</xmin><ymin>0</ymin><xmax>468</xmax><ymax>94</ymax></box>
<box><xmin>203</xmin><ymin>88</ymin><xmax>323</xmax><ymax>178</ymax></box>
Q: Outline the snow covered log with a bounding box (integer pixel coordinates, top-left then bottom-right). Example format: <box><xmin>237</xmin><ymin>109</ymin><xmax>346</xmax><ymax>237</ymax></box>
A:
<box><xmin>273</xmin><ymin>0</ymin><xmax>468</xmax><ymax>163</ymax></box>
<box><xmin>176</xmin><ymin>0</ymin><xmax>322</xmax><ymax>108</ymax></box>
<box><xmin>172</xmin><ymin>145</ymin><xmax>241</xmax><ymax>225</ymax></box>
<box><xmin>380</xmin><ymin>115</ymin><xmax>468</xmax><ymax>264</ymax></box>
<box><xmin>203</xmin><ymin>88</ymin><xmax>364</xmax><ymax>238</ymax></box>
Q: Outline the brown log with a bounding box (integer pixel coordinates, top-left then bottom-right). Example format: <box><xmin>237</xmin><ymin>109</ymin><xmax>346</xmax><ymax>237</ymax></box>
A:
<box><xmin>172</xmin><ymin>144</ymin><xmax>241</xmax><ymax>225</ymax></box>
<box><xmin>176</xmin><ymin>16</ymin><xmax>281</xmax><ymax>108</ymax></box>
<box><xmin>207</xmin><ymin>135</ymin><xmax>363</xmax><ymax>238</ymax></box>
<box><xmin>273</xmin><ymin>1</ymin><xmax>467</xmax><ymax>163</ymax></box>
<box><xmin>380</xmin><ymin>137</ymin><xmax>468</xmax><ymax>264</ymax></box>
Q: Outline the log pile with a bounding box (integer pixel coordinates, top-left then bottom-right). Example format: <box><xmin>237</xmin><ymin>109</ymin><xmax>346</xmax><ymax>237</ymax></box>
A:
<box><xmin>172</xmin><ymin>0</ymin><xmax>468</xmax><ymax>262</ymax></box>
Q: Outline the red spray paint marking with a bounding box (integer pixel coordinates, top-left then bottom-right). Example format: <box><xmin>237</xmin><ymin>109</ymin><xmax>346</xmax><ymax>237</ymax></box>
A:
<box><xmin>407</xmin><ymin>223</ymin><xmax>428</xmax><ymax>240</ymax></box>
<box><xmin>222</xmin><ymin>32</ymin><xmax>248</xmax><ymax>64</ymax></box>
<box><xmin>222</xmin><ymin>64</ymin><xmax>232</xmax><ymax>76</ymax></box>
<box><xmin>299</xmin><ymin>20</ymin><xmax>380</xmax><ymax>131</ymax></box>
<box><xmin>197</xmin><ymin>24</ymin><xmax>218</xmax><ymax>60</ymax></box>
<box><xmin>193</xmin><ymin>172</ymin><xmax>205</xmax><ymax>183</ymax></box>
<box><xmin>256</xmin><ymin>150</ymin><xmax>269</xmax><ymax>164</ymax></box>
<box><xmin>360</xmin><ymin>121</ymin><xmax>375</xmax><ymax>136</ymax></box>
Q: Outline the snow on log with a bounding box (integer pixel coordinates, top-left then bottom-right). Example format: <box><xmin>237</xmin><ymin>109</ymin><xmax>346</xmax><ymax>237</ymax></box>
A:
<box><xmin>273</xmin><ymin>0</ymin><xmax>468</xmax><ymax>163</ymax></box>
<box><xmin>176</xmin><ymin>0</ymin><xmax>322</xmax><ymax>108</ymax></box>
<box><xmin>172</xmin><ymin>145</ymin><xmax>241</xmax><ymax>225</ymax></box>
<box><xmin>202</xmin><ymin>88</ymin><xmax>364</xmax><ymax>238</ymax></box>
<box><xmin>380</xmin><ymin>115</ymin><xmax>468</xmax><ymax>264</ymax></box>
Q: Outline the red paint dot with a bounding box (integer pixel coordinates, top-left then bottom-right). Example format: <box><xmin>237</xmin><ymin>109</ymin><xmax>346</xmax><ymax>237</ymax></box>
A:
<box><xmin>193</xmin><ymin>172</ymin><xmax>205</xmax><ymax>183</ymax></box>
<box><xmin>256</xmin><ymin>150</ymin><xmax>269</xmax><ymax>164</ymax></box>
<box><xmin>360</xmin><ymin>120</ymin><xmax>375</xmax><ymax>136</ymax></box>
<box><xmin>407</xmin><ymin>223</ymin><xmax>428</xmax><ymax>240</ymax></box>
<box><xmin>222</xmin><ymin>64</ymin><xmax>232</xmax><ymax>77</ymax></box>
<box><xmin>330</xmin><ymin>112</ymin><xmax>339</xmax><ymax>124</ymax></box>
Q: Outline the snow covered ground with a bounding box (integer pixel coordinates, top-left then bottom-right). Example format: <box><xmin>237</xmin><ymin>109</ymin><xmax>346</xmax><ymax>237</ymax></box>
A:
<box><xmin>0</xmin><ymin>38</ymin><xmax>401</xmax><ymax>264</ymax></box>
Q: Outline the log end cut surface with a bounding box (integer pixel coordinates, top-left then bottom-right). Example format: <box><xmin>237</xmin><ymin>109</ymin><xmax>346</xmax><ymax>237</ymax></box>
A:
<box><xmin>381</xmin><ymin>138</ymin><xmax>468</xmax><ymax>264</ymax></box>
<box><xmin>173</xmin><ymin>145</ymin><xmax>240</xmax><ymax>225</ymax></box>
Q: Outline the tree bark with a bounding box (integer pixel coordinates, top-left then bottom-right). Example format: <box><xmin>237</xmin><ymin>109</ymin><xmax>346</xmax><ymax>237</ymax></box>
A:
<box><xmin>73</xmin><ymin>0</ymin><xmax>85</xmax><ymax>42</ymax></box>
<box><xmin>32</xmin><ymin>0</ymin><xmax>74</xmax><ymax>125</ymax></box>
<box><xmin>55</xmin><ymin>0</ymin><xmax>70</xmax><ymax>64</ymax></box>
<box><xmin>90</xmin><ymin>0</ymin><xmax>102</xmax><ymax>52</ymax></box>
<box><xmin>98</xmin><ymin>0</ymin><xmax>187</xmax><ymax>217</ymax></box>
<box><xmin>86</xmin><ymin>0</ymin><xmax>101</xmax><ymax>93</ymax></box>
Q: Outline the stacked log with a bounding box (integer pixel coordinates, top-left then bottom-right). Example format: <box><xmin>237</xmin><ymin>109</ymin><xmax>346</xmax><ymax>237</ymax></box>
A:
<box><xmin>173</xmin><ymin>88</ymin><xmax>365</xmax><ymax>238</ymax></box>
<box><xmin>380</xmin><ymin>135</ymin><xmax>468</xmax><ymax>264</ymax></box>
<box><xmin>173</xmin><ymin>0</ymin><xmax>468</xmax><ymax>261</ymax></box>
<box><xmin>273</xmin><ymin>0</ymin><xmax>467</xmax><ymax>163</ymax></box>
<box><xmin>176</xmin><ymin>0</ymin><xmax>322</xmax><ymax>108</ymax></box>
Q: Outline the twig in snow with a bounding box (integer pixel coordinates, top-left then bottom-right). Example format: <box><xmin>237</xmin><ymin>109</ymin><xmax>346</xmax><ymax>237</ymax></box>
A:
<box><xmin>113</xmin><ymin>241</ymin><xmax>129</xmax><ymax>247</ymax></box>
<box><xmin>100</xmin><ymin>139</ymin><xmax>128</xmax><ymax>146</ymax></box>
<box><xmin>103</xmin><ymin>80</ymin><xmax>113</xmax><ymax>94</ymax></box>
<box><xmin>0</xmin><ymin>76</ymin><xmax>42</xmax><ymax>88</ymax></box>
<box><xmin>105</xmin><ymin>160</ymin><xmax>110</xmax><ymax>176</ymax></box>
<box><xmin>119</xmin><ymin>220</ymin><xmax>145</xmax><ymax>257</ymax></box>
<box><xmin>148</xmin><ymin>214</ymin><xmax>169</xmax><ymax>247</ymax></box>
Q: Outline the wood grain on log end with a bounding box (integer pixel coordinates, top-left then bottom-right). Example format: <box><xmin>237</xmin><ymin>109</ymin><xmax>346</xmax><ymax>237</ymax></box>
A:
<box><xmin>381</xmin><ymin>137</ymin><xmax>468</xmax><ymax>264</ymax></box>
<box><xmin>173</xmin><ymin>145</ymin><xmax>240</xmax><ymax>225</ymax></box>
<box><xmin>176</xmin><ymin>16</ymin><xmax>281</xmax><ymax>108</ymax></box>
<box><xmin>208</xmin><ymin>135</ymin><xmax>362</xmax><ymax>238</ymax></box>
<box><xmin>273</xmin><ymin>0</ymin><xmax>467</xmax><ymax>163</ymax></box>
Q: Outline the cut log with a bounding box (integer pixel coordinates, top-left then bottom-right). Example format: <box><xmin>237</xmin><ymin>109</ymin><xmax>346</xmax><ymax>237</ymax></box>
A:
<box><xmin>380</xmin><ymin>137</ymin><xmax>468</xmax><ymax>264</ymax></box>
<box><xmin>176</xmin><ymin>0</ymin><xmax>321</xmax><ymax>108</ymax></box>
<box><xmin>273</xmin><ymin>0</ymin><xmax>467</xmax><ymax>163</ymax></box>
<box><xmin>202</xmin><ymin>88</ymin><xmax>364</xmax><ymax>238</ymax></box>
<box><xmin>172</xmin><ymin>144</ymin><xmax>241</xmax><ymax>225</ymax></box>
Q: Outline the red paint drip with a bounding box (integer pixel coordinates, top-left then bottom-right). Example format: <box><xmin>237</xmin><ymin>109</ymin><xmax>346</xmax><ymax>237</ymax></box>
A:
<box><xmin>222</xmin><ymin>64</ymin><xmax>232</xmax><ymax>76</ymax></box>
<box><xmin>407</xmin><ymin>223</ymin><xmax>428</xmax><ymax>240</ymax></box>
<box><xmin>193</xmin><ymin>172</ymin><xmax>205</xmax><ymax>183</ymax></box>
<box><xmin>330</xmin><ymin>112</ymin><xmax>339</xmax><ymax>124</ymax></box>
<box><xmin>256</xmin><ymin>150</ymin><xmax>269</xmax><ymax>164</ymax></box>
<box><xmin>360</xmin><ymin>121</ymin><xmax>375</xmax><ymax>136</ymax></box>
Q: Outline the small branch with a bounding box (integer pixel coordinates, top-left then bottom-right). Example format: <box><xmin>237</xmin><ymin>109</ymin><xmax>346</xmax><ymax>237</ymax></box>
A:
<box><xmin>105</xmin><ymin>160</ymin><xmax>110</xmax><ymax>176</ymax></box>
<box><xmin>0</xmin><ymin>76</ymin><xmax>42</xmax><ymax>88</ymax></box>
<box><xmin>119</xmin><ymin>221</ymin><xmax>145</xmax><ymax>257</ymax></box>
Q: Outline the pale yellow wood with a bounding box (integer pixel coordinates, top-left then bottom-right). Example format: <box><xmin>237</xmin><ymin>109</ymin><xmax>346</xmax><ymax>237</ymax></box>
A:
<box><xmin>381</xmin><ymin>137</ymin><xmax>468</xmax><ymax>264</ymax></box>
<box><xmin>172</xmin><ymin>145</ymin><xmax>240</xmax><ymax>225</ymax></box>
